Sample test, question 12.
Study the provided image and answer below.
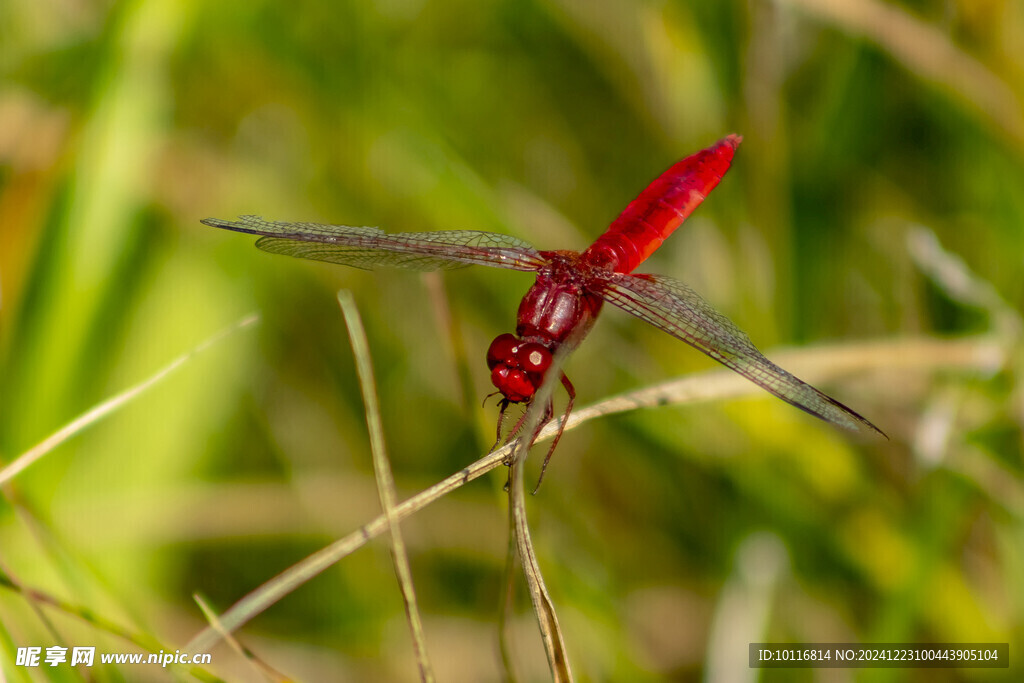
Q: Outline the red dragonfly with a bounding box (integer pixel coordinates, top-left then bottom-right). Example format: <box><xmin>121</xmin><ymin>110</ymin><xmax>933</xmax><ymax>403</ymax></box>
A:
<box><xmin>204</xmin><ymin>135</ymin><xmax>882</xmax><ymax>474</ymax></box>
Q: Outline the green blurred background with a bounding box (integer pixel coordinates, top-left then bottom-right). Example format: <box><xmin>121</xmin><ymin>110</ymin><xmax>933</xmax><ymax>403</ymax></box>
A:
<box><xmin>1</xmin><ymin>0</ymin><xmax>1021</xmax><ymax>680</ymax></box>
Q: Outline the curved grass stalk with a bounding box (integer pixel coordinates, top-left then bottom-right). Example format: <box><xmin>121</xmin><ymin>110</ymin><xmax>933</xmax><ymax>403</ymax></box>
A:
<box><xmin>0</xmin><ymin>314</ymin><xmax>260</xmax><ymax>487</ymax></box>
<box><xmin>185</xmin><ymin>334</ymin><xmax>998</xmax><ymax>654</ymax></box>
<box><xmin>505</xmin><ymin>346</ymin><xmax>575</xmax><ymax>682</ymax></box>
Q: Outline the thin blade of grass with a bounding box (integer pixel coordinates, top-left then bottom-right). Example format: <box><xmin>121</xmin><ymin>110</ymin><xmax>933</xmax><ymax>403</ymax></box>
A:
<box><xmin>0</xmin><ymin>314</ymin><xmax>260</xmax><ymax>486</ymax></box>
<box><xmin>498</xmin><ymin>515</ymin><xmax>520</xmax><ymax>683</ymax></box>
<box><xmin>509</xmin><ymin>459</ymin><xmax>572</xmax><ymax>682</ymax></box>
<box><xmin>506</xmin><ymin>345</ymin><xmax>574</xmax><ymax>682</ymax></box>
<box><xmin>0</xmin><ymin>575</ymin><xmax>223</xmax><ymax>682</ymax></box>
<box><xmin>337</xmin><ymin>290</ymin><xmax>434</xmax><ymax>683</ymax></box>
<box><xmin>194</xmin><ymin>594</ymin><xmax>289</xmax><ymax>683</ymax></box>
<box><xmin>423</xmin><ymin>271</ymin><xmax>479</xmax><ymax>425</ymax></box>
<box><xmin>185</xmin><ymin>335</ymin><xmax>993</xmax><ymax>651</ymax></box>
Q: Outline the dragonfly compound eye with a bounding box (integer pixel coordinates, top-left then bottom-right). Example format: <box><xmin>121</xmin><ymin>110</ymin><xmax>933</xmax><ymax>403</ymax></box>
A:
<box><xmin>486</xmin><ymin>333</ymin><xmax>520</xmax><ymax>370</ymax></box>
<box><xmin>517</xmin><ymin>342</ymin><xmax>551</xmax><ymax>375</ymax></box>
<box><xmin>490</xmin><ymin>364</ymin><xmax>535</xmax><ymax>403</ymax></box>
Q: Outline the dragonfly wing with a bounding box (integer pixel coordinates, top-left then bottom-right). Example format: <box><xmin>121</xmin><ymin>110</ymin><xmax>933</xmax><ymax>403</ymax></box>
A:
<box><xmin>597</xmin><ymin>272</ymin><xmax>884</xmax><ymax>436</ymax></box>
<box><xmin>202</xmin><ymin>216</ymin><xmax>546</xmax><ymax>272</ymax></box>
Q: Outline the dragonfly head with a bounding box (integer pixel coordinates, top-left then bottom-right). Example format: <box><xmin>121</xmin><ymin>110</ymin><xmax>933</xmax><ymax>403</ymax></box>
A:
<box><xmin>486</xmin><ymin>333</ymin><xmax>553</xmax><ymax>403</ymax></box>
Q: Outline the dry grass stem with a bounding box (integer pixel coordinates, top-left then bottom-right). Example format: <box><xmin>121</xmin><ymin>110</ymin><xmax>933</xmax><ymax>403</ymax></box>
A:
<box><xmin>507</xmin><ymin>347</ymin><xmax>575</xmax><ymax>681</ymax></box>
<box><xmin>338</xmin><ymin>290</ymin><xmax>434</xmax><ymax>683</ymax></box>
<box><xmin>195</xmin><ymin>594</ymin><xmax>289</xmax><ymax>682</ymax></box>
<box><xmin>185</xmin><ymin>334</ymin><xmax>994</xmax><ymax>653</ymax></box>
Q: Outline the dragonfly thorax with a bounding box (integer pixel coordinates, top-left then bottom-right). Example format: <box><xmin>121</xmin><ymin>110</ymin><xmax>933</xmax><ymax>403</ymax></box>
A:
<box><xmin>514</xmin><ymin>253</ymin><xmax>604</xmax><ymax>345</ymax></box>
<box><xmin>486</xmin><ymin>333</ymin><xmax>553</xmax><ymax>403</ymax></box>
<box><xmin>487</xmin><ymin>254</ymin><xmax>604</xmax><ymax>403</ymax></box>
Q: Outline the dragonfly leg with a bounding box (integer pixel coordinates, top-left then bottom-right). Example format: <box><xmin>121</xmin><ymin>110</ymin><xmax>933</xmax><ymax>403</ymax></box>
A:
<box><xmin>491</xmin><ymin>398</ymin><xmax>512</xmax><ymax>453</ymax></box>
<box><xmin>499</xmin><ymin>401</ymin><xmax>537</xmax><ymax>465</ymax></box>
<box><xmin>497</xmin><ymin>404</ymin><xmax>530</xmax><ymax>469</ymax></box>
<box><xmin>503</xmin><ymin>400</ymin><xmax>552</xmax><ymax>492</ymax></box>
<box><xmin>531</xmin><ymin>372</ymin><xmax>576</xmax><ymax>494</ymax></box>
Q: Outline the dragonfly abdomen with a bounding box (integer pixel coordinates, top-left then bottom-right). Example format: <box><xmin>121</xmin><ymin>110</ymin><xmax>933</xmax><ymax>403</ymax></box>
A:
<box><xmin>582</xmin><ymin>135</ymin><xmax>741</xmax><ymax>274</ymax></box>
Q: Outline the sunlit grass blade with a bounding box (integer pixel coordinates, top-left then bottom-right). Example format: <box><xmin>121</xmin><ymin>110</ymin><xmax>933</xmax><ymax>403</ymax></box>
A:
<box><xmin>0</xmin><ymin>0</ymin><xmax>192</xmax><ymax>455</ymax></box>
<box><xmin>337</xmin><ymin>290</ymin><xmax>434</xmax><ymax>683</ymax></box>
<box><xmin>0</xmin><ymin>314</ymin><xmax>260</xmax><ymax>486</ymax></box>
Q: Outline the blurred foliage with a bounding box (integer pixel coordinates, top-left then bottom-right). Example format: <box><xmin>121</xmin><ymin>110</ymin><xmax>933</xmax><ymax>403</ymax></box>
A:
<box><xmin>0</xmin><ymin>0</ymin><xmax>1022</xmax><ymax>680</ymax></box>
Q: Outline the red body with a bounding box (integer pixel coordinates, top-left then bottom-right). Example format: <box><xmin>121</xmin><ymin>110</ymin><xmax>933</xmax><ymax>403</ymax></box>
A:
<box><xmin>486</xmin><ymin>135</ymin><xmax>740</xmax><ymax>403</ymax></box>
<box><xmin>583</xmin><ymin>135</ymin><xmax>740</xmax><ymax>273</ymax></box>
<box><xmin>205</xmin><ymin>133</ymin><xmax>882</xmax><ymax>442</ymax></box>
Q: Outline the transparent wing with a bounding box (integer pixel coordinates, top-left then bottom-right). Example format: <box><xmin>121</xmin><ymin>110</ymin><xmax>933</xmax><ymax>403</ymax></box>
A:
<box><xmin>596</xmin><ymin>272</ymin><xmax>884</xmax><ymax>435</ymax></box>
<box><xmin>202</xmin><ymin>215</ymin><xmax>547</xmax><ymax>272</ymax></box>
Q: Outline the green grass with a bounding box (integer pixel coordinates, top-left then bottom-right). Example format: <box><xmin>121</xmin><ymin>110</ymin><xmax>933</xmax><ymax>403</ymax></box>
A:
<box><xmin>1</xmin><ymin>0</ymin><xmax>1021</xmax><ymax>680</ymax></box>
